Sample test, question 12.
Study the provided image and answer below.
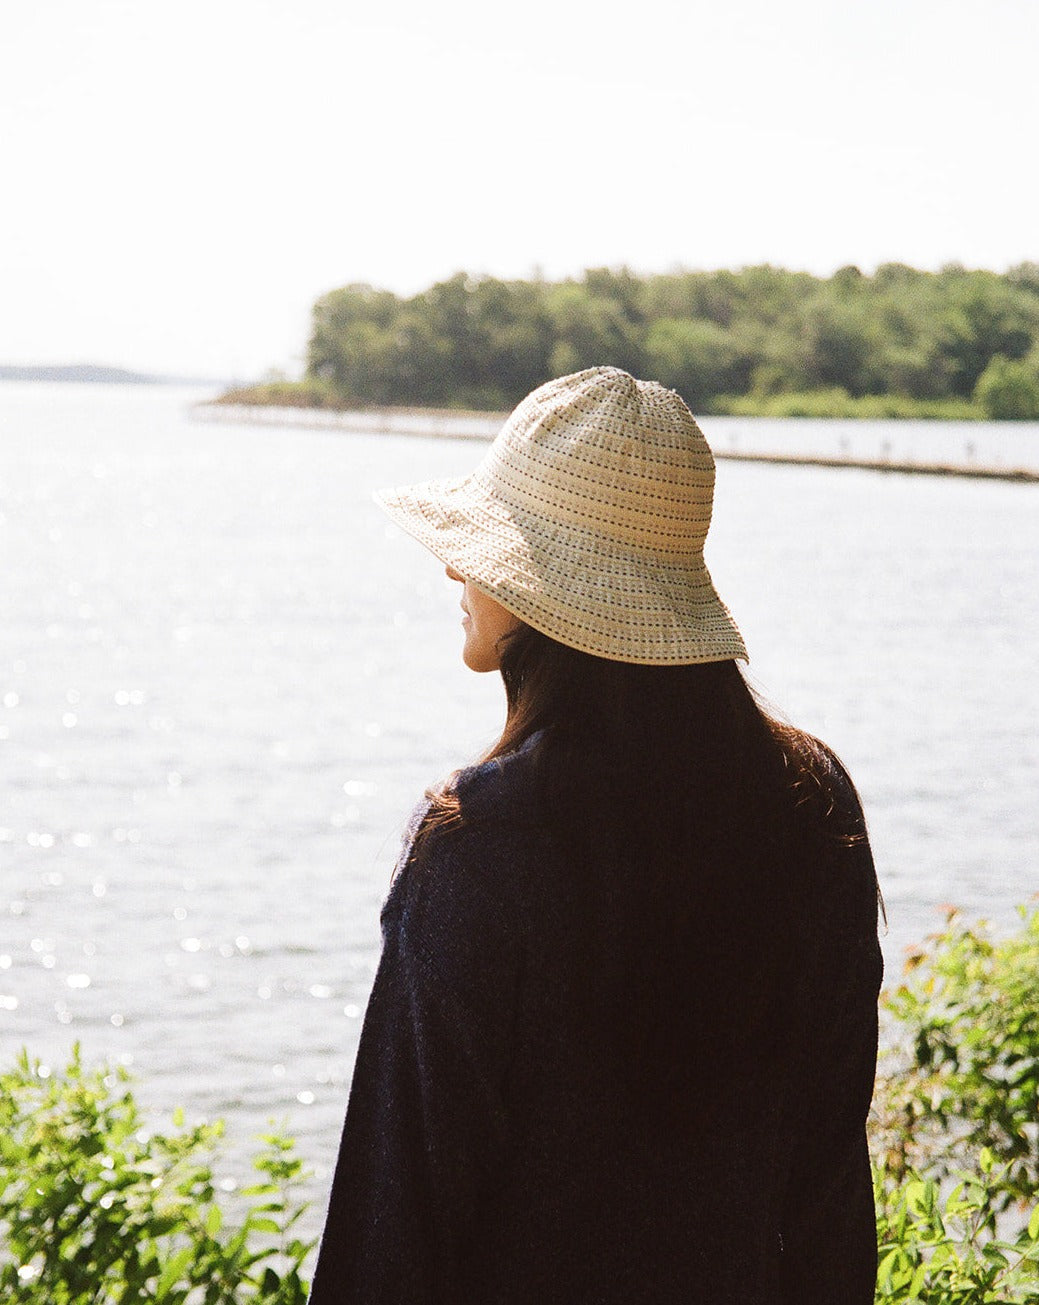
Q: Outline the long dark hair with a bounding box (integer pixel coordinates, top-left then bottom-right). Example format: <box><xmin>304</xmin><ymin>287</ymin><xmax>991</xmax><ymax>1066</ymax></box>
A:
<box><xmin>413</xmin><ymin>622</ymin><xmax>881</xmax><ymax>1111</ymax></box>
<box><xmin>417</xmin><ymin>621</ymin><xmax>869</xmax><ymax>866</ymax></box>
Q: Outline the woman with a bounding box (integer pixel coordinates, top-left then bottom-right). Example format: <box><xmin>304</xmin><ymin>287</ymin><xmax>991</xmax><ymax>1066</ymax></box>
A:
<box><xmin>309</xmin><ymin>368</ymin><xmax>883</xmax><ymax>1304</ymax></box>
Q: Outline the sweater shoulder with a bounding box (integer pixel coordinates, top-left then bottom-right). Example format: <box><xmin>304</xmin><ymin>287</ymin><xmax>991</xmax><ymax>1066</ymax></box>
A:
<box><xmin>447</xmin><ymin>731</ymin><xmax>545</xmax><ymax>830</ymax></box>
<box><xmin>382</xmin><ymin>733</ymin><xmax>549</xmax><ymax>941</ymax></box>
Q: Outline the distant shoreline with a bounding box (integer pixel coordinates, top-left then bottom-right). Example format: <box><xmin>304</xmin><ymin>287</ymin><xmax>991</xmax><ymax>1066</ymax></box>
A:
<box><xmin>0</xmin><ymin>363</ymin><xmax>227</xmax><ymax>386</ymax></box>
<box><xmin>193</xmin><ymin>401</ymin><xmax>1039</xmax><ymax>483</ymax></box>
<box><xmin>209</xmin><ymin>378</ymin><xmax>988</xmax><ymax>423</ymax></box>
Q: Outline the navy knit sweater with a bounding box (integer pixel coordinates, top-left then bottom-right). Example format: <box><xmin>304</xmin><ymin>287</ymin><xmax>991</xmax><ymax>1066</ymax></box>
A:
<box><xmin>308</xmin><ymin>733</ymin><xmax>882</xmax><ymax>1303</ymax></box>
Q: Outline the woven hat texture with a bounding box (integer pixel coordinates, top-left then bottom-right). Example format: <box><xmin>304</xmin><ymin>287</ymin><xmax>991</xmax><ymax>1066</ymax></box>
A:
<box><xmin>374</xmin><ymin>367</ymin><xmax>748</xmax><ymax>665</ymax></box>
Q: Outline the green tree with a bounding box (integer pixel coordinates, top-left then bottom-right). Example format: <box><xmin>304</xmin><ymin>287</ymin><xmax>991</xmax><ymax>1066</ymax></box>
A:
<box><xmin>307</xmin><ymin>284</ymin><xmax>402</xmax><ymax>403</ymax></box>
<box><xmin>287</xmin><ymin>261</ymin><xmax>1039</xmax><ymax>414</ymax></box>
<box><xmin>383</xmin><ymin>309</ymin><xmax>452</xmax><ymax>405</ymax></box>
<box><xmin>544</xmin><ymin>280</ymin><xmax>643</xmax><ymax>376</ymax></box>
<box><xmin>935</xmin><ymin>270</ymin><xmax>1039</xmax><ymax>396</ymax></box>
<box><xmin>468</xmin><ymin>277</ymin><xmax>554</xmax><ymax>406</ymax></box>
<box><xmin>974</xmin><ymin>354</ymin><xmax>1039</xmax><ymax>419</ymax></box>
<box><xmin>1008</xmin><ymin>261</ymin><xmax>1039</xmax><ymax>298</ymax></box>
<box><xmin>796</xmin><ymin>296</ymin><xmax>881</xmax><ymax>397</ymax></box>
<box><xmin>644</xmin><ymin>317</ymin><xmax>740</xmax><ymax>407</ymax></box>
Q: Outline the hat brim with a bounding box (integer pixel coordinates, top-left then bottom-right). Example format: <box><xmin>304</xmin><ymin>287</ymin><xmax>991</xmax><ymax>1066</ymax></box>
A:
<box><xmin>374</xmin><ymin>475</ymin><xmax>748</xmax><ymax>666</ymax></box>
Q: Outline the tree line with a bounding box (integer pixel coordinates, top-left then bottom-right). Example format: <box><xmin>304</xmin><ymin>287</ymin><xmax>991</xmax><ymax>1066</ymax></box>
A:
<box><xmin>261</xmin><ymin>263</ymin><xmax>1039</xmax><ymax>419</ymax></box>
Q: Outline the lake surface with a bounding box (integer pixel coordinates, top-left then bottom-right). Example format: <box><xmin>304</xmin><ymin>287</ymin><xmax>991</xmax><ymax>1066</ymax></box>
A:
<box><xmin>2</xmin><ymin>382</ymin><xmax>1038</xmax><ymax>1239</ymax></box>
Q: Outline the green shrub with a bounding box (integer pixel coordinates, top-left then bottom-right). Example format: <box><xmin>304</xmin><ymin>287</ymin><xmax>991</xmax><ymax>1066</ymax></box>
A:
<box><xmin>213</xmin><ymin>378</ymin><xmax>339</xmax><ymax>409</ymax></box>
<box><xmin>872</xmin><ymin>905</ymin><xmax>1039</xmax><ymax>1300</ymax></box>
<box><xmin>710</xmin><ymin>390</ymin><xmax>982</xmax><ymax>420</ymax></box>
<box><xmin>874</xmin><ymin>1153</ymin><xmax>1039</xmax><ymax>1302</ymax></box>
<box><xmin>875</xmin><ymin>906</ymin><xmax>1039</xmax><ymax>1205</ymax></box>
<box><xmin>974</xmin><ymin>355</ymin><xmax>1039</xmax><ymax>420</ymax></box>
<box><xmin>0</xmin><ymin>1046</ymin><xmax>313</xmax><ymax>1304</ymax></box>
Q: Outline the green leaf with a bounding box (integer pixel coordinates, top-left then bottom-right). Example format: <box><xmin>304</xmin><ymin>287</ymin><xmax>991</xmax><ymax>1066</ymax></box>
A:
<box><xmin>155</xmin><ymin>1245</ymin><xmax>194</xmax><ymax>1298</ymax></box>
<box><xmin>247</xmin><ymin>1216</ymin><xmax>282</xmax><ymax>1235</ymax></box>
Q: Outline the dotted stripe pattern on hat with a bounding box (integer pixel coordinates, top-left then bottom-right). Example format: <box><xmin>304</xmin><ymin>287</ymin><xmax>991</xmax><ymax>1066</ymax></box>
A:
<box><xmin>374</xmin><ymin>367</ymin><xmax>748</xmax><ymax>666</ymax></box>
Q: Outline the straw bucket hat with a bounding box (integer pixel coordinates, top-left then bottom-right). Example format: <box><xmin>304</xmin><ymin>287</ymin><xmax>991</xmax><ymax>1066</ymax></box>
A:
<box><xmin>374</xmin><ymin>367</ymin><xmax>747</xmax><ymax>665</ymax></box>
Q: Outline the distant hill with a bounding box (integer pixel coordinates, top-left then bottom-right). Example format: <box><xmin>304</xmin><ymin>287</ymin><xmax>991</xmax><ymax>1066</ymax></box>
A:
<box><xmin>0</xmin><ymin>363</ymin><xmax>227</xmax><ymax>386</ymax></box>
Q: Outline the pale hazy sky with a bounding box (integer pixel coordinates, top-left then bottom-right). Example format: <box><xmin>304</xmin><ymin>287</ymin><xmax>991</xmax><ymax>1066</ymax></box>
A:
<box><xmin>3</xmin><ymin>0</ymin><xmax>1037</xmax><ymax>379</ymax></box>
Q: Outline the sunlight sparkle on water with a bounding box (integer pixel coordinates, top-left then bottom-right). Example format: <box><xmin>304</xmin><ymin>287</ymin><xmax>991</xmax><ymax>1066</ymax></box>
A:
<box><xmin>342</xmin><ymin>780</ymin><xmax>377</xmax><ymax>797</ymax></box>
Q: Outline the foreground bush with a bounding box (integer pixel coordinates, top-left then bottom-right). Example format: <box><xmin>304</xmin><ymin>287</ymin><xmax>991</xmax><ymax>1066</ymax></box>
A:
<box><xmin>874</xmin><ymin>1154</ymin><xmax>1039</xmax><ymax>1301</ymax></box>
<box><xmin>872</xmin><ymin>905</ymin><xmax>1039</xmax><ymax>1300</ymax></box>
<box><xmin>0</xmin><ymin>1047</ymin><xmax>313</xmax><ymax>1304</ymax></box>
<box><xmin>875</xmin><ymin>906</ymin><xmax>1039</xmax><ymax>1204</ymax></box>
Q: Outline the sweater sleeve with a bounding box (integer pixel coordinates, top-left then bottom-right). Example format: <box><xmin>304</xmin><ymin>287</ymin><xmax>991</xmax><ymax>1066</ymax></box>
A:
<box><xmin>777</xmin><ymin>780</ymin><xmax>884</xmax><ymax>1304</ymax></box>
<box><xmin>308</xmin><ymin>818</ymin><xmax>525</xmax><ymax>1305</ymax></box>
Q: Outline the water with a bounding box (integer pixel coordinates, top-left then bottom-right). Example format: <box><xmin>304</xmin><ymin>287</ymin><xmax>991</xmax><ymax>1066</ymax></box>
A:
<box><xmin>707</xmin><ymin>413</ymin><xmax>1039</xmax><ymax>476</ymax></box>
<box><xmin>2</xmin><ymin>382</ymin><xmax>1038</xmax><ymax>1237</ymax></box>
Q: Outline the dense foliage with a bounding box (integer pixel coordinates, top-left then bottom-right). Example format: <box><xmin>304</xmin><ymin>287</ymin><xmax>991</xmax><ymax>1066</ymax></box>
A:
<box><xmin>872</xmin><ymin>906</ymin><xmax>1039</xmax><ymax>1300</ymax></box>
<box><xmin>875</xmin><ymin>907</ymin><xmax>1039</xmax><ymax>1206</ymax></box>
<box><xmin>286</xmin><ymin>263</ymin><xmax>1039</xmax><ymax>417</ymax></box>
<box><xmin>4</xmin><ymin>905</ymin><xmax>1039</xmax><ymax>1301</ymax></box>
<box><xmin>873</xmin><ymin>1154</ymin><xmax>1039</xmax><ymax>1301</ymax></box>
<box><xmin>0</xmin><ymin>1048</ymin><xmax>312</xmax><ymax>1304</ymax></box>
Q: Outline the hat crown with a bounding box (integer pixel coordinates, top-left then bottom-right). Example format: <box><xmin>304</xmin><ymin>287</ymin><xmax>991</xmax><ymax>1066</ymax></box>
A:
<box><xmin>474</xmin><ymin>367</ymin><xmax>716</xmax><ymax>558</ymax></box>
